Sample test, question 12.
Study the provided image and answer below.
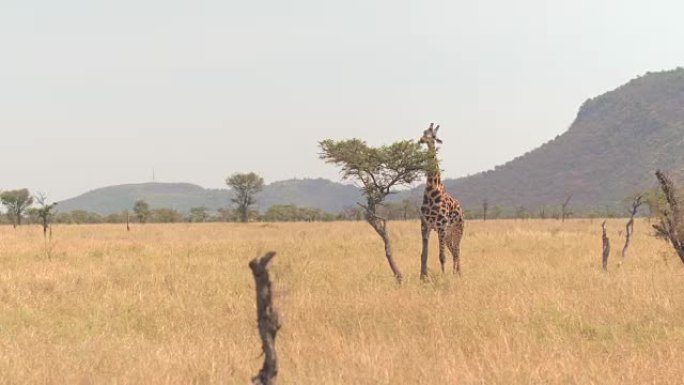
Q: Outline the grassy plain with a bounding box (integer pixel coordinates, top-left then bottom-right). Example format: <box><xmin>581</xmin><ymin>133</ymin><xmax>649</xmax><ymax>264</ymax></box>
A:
<box><xmin>0</xmin><ymin>219</ymin><xmax>683</xmax><ymax>384</ymax></box>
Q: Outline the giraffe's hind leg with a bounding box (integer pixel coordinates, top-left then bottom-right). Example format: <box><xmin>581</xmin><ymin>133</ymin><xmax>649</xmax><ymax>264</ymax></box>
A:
<box><xmin>447</xmin><ymin>222</ymin><xmax>464</xmax><ymax>276</ymax></box>
<box><xmin>437</xmin><ymin>228</ymin><xmax>447</xmax><ymax>273</ymax></box>
<box><xmin>420</xmin><ymin>219</ymin><xmax>430</xmax><ymax>280</ymax></box>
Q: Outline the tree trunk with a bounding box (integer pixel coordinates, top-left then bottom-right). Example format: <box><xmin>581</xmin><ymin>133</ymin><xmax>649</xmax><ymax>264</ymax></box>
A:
<box><xmin>249</xmin><ymin>252</ymin><xmax>280</xmax><ymax>385</ymax></box>
<box><xmin>620</xmin><ymin>218</ymin><xmax>634</xmax><ymax>266</ymax></box>
<box><xmin>602</xmin><ymin>220</ymin><xmax>610</xmax><ymax>271</ymax></box>
<box><xmin>366</xmin><ymin>218</ymin><xmax>403</xmax><ymax>284</ymax></box>
<box><xmin>620</xmin><ymin>196</ymin><xmax>642</xmax><ymax>266</ymax></box>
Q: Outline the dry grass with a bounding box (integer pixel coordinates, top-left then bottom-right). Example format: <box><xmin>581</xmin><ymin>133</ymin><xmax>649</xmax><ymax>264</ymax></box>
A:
<box><xmin>1</xmin><ymin>219</ymin><xmax>683</xmax><ymax>384</ymax></box>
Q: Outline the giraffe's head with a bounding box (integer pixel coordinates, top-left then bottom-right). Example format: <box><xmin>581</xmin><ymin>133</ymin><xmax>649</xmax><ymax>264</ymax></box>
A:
<box><xmin>419</xmin><ymin>123</ymin><xmax>442</xmax><ymax>147</ymax></box>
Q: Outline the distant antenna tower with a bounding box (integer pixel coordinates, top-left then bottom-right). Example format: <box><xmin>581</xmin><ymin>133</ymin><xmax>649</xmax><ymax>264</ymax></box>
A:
<box><xmin>152</xmin><ymin>168</ymin><xmax>156</xmax><ymax>183</ymax></box>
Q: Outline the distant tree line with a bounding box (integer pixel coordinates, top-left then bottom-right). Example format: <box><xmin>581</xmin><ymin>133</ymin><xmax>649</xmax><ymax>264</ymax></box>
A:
<box><xmin>0</xmin><ymin>176</ymin><xmax>675</xmax><ymax>226</ymax></box>
<box><xmin>0</xmin><ymin>196</ymin><xmax>671</xmax><ymax>226</ymax></box>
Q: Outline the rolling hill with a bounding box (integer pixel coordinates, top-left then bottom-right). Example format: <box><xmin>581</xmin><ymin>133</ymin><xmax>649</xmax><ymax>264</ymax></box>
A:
<box><xmin>57</xmin><ymin>178</ymin><xmax>361</xmax><ymax>215</ymax></box>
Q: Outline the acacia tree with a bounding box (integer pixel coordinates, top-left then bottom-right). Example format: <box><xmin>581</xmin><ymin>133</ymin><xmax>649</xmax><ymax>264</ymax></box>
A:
<box><xmin>189</xmin><ymin>206</ymin><xmax>209</xmax><ymax>222</ymax></box>
<box><xmin>320</xmin><ymin>138</ymin><xmax>430</xmax><ymax>283</ymax></box>
<box><xmin>133</xmin><ymin>200</ymin><xmax>150</xmax><ymax>224</ymax></box>
<box><xmin>31</xmin><ymin>193</ymin><xmax>58</xmax><ymax>237</ymax></box>
<box><xmin>1</xmin><ymin>188</ymin><xmax>34</xmax><ymax>227</ymax></box>
<box><xmin>226</xmin><ymin>172</ymin><xmax>264</xmax><ymax>223</ymax></box>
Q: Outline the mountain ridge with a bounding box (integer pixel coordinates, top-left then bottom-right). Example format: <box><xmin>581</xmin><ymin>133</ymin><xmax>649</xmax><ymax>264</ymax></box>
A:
<box><xmin>428</xmin><ymin>68</ymin><xmax>684</xmax><ymax>212</ymax></box>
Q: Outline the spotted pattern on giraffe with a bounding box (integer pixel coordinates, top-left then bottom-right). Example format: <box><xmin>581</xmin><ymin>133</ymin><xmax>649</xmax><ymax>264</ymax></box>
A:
<box><xmin>418</xmin><ymin>123</ymin><xmax>465</xmax><ymax>277</ymax></box>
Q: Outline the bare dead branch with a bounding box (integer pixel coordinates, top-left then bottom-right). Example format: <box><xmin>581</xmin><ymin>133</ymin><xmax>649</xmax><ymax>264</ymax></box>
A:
<box><xmin>620</xmin><ymin>195</ymin><xmax>643</xmax><ymax>266</ymax></box>
<box><xmin>249</xmin><ymin>252</ymin><xmax>280</xmax><ymax>385</ymax></box>
<box><xmin>561</xmin><ymin>194</ymin><xmax>573</xmax><ymax>222</ymax></box>
<box><xmin>602</xmin><ymin>220</ymin><xmax>610</xmax><ymax>271</ymax></box>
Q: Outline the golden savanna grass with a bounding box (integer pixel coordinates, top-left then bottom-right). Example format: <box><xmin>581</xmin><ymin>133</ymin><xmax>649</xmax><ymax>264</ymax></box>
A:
<box><xmin>1</xmin><ymin>219</ymin><xmax>683</xmax><ymax>384</ymax></box>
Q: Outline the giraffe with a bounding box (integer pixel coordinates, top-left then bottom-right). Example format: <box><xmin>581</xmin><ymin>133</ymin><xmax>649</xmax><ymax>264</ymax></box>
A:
<box><xmin>418</xmin><ymin>123</ymin><xmax>465</xmax><ymax>279</ymax></box>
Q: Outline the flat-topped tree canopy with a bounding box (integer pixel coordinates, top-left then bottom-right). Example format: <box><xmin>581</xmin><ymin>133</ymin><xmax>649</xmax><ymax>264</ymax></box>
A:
<box><xmin>319</xmin><ymin>138</ymin><xmax>430</xmax><ymax>205</ymax></box>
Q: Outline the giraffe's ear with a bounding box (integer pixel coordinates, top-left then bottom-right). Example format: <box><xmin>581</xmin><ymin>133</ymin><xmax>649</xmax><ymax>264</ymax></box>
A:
<box><xmin>435</xmin><ymin>138</ymin><xmax>443</xmax><ymax>144</ymax></box>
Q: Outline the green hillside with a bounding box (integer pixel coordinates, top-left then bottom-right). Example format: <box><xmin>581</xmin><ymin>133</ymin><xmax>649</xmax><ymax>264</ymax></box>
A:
<box><xmin>57</xmin><ymin>178</ymin><xmax>361</xmax><ymax>215</ymax></box>
<box><xmin>57</xmin><ymin>183</ymin><xmax>229</xmax><ymax>215</ymax></box>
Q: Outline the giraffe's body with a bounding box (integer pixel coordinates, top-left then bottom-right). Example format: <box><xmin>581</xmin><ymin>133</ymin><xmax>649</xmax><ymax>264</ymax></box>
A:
<box><xmin>419</xmin><ymin>123</ymin><xmax>465</xmax><ymax>278</ymax></box>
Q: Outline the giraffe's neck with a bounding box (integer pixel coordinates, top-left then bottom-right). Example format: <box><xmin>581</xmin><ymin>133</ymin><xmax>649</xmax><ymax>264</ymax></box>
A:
<box><xmin>425</xmin><ymin>143</ymin><xmax>443</xmax><ymax>191</ymax></box>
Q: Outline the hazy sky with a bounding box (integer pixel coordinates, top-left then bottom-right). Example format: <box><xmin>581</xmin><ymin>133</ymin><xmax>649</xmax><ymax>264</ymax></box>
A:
<box><xmin>1</xmin><ymin>0</ymin><xmax>683</xmax><ymax>200</ymax></box>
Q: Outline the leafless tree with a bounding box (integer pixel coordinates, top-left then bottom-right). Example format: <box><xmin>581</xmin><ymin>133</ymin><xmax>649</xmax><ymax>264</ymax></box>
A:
<box><xmin>619</xmin><ymin>195</ymin><xmax>643</xmax><ymax>266</ymax></box>
<box><xmin>602</xmin><ymin>220</ymin><xmax>610</xmax><ymax>271</ymax></box>
<box><xmin>561</xmin><ymin>194</ymin><xmax>573</xmax><ymax>222</ymax></box>
<box><xmin>482</xmin><ymin>199</ymin><xmax>489</xmax><ymax>221</ymax></box>
<box><xmin>538</xmin><ymin>206</ymin><xmax>546</xmax><ymax>219</ymax></box>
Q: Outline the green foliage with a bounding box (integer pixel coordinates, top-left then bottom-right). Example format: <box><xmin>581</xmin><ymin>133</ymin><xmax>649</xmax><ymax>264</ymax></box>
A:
<box><xmin>641</xmin><ymin>188</ymin><xmax>668</xmax><ymax>219</ymax></box>
<box><xmin>226</xmin><ymin>172</ymin><xmax>264</xmax><ymax>222</ymax></box>
<box><xmin>215</xmin><ymin>207</ymin><xmax>236</xmax><ymax>222</ymax></box>
<box><xmin>150</xmin><ymin>208</ymin><xmax>183</xmax><ymax>223</ymax></box>
<box><xmin>0</xmin><ymin>188</ymin><xmax>34</xmax><ymax>227</ymax></box>
<box><xmin>263</xmin><ymin>204</ymin><xmax>335</xmax><ymax>222</ymax></box>
<box><xmin>55</xmin><ymin>210</ymin><xmax>103</xmax><ymax>224</ymax></box>
<box><xmin>319</xmin><ymin>139</ymin><xmax>430</xmax><ymax>207</ymax></box>
<box><xmin>28</xmin><ymin>193</ymin><xmax>58</xmax><ymax>235</ymax></box>
<box><xmin>133</xmin><ymin>200</ymin><xmax>150</xmax><ymax>223</ymax></box>
<box><xmin>336</xmin><ymin>206</ymin><xmax>364</xmax><ymax>221</ymax></box>
<box><xmin>189</xmin><ymin>206</ymin><xmax>209</xmax><ymax>223</ymax></box>
<box><xmin>104</xmin><ymin>212</ymin><xmax>127</xmax><ymax>223</ymax></box>
<box><xmin>377</xmin><ymin>199</ymin><xmax>420</xmax><ymax>220</ymax></box>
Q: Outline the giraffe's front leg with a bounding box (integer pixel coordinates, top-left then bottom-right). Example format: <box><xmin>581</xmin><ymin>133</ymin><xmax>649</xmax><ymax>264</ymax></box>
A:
<box><xmin>420</xmin><ymin>219</ymin><xmax>430</xmax><ymax>280</ymax></box>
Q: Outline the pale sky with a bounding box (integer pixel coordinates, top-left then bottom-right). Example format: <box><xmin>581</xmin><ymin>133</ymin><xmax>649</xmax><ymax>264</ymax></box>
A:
<box><xmin>1</xmin><ymin>0</ymin><xmax>683</xmax><ymax>200</ymax></box>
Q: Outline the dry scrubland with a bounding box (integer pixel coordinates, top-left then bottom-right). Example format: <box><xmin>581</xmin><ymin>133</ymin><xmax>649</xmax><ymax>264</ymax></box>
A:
<box><xmin>0</xmin><ymin>219</ymin><xmax>683</xmax><ymax>384</ymax></box>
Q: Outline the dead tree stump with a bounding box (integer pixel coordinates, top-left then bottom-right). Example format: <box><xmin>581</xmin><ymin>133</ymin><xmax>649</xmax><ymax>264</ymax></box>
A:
<box><xmin>249</xmin><ymin>252</ymin><xmax>280</xmax><ymax>385</ymax></box>
<box><xmin>602</xmin><ymin>220</ymin><xmax>610</xmax><ymax>271</ymax></box>
<box><xmin>619</xmin><ymin>196</ymin><xmax>643</xmax><ymax>266</ymax></box>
